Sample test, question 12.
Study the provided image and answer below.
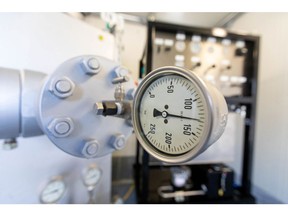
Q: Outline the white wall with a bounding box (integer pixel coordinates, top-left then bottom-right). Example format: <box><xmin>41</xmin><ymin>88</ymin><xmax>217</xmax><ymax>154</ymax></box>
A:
<box><xmin>84</xmin><ymin>15</ymin><xmax>147</xmax><ymax>81</ymax></box>
<box><xmin>230</xmin><ymin>13</ymin><xmax>288</xmax><ymax>203</ymax></box>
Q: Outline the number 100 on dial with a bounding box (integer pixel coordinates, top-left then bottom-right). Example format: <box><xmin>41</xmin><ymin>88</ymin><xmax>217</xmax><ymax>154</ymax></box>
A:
<box><xmin>133</xmin><ymin>66</ymin><xmax>228</xmax><ymax>164</ymax></box>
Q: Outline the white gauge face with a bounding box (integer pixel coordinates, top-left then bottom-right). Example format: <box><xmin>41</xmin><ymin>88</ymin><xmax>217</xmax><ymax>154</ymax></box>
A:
<box><xmin>83</xmin><ymin>166</ymin><xmax>102</xmax><ymax>187</ymax></box>
<box><xmin>190</xmin><ymin>42</ymin><xmax>201</xmax><ymax>54</ymax></box>
<box><xmin>137</xmin><ymin>74</ymin><xmax>209</xmax><ymax>156</ymax></box>
<box><xmin>40</xmin><ymin>178</ymin><xmax>66</xmax><ymax>204</ymax></box>
<box><xmin>175</xmin><ymin>41</ymin><xmax>186</xmax><ymax>52</ymax></box>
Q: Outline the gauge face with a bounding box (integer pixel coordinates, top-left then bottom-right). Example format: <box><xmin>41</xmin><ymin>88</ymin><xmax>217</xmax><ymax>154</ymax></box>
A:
<box><xmin>190</xmin><ymin>42</ymin><xmax>201</xmax><ymax>54</ymax></box>
<box><xmin>175</xmin><ymin>41</ymin><xmax>186</xmax><ymax>52</ymax></box>
<box><xmin>40</xmin><ymin>178</ymin><xmax>66</xmax><ymax>204</ymax></box>
<box><xmin>135</xmin><ymin>70</ymin><xmax>211</xmax><ymax>160</ymax></box>
<box><xmin>83</xmin><ymin>166</ymin><xmax>102</xmax><ymax>187</ymax></box>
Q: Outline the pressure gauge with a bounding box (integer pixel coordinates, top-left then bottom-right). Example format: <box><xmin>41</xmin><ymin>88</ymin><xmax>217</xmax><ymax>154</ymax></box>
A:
<box><xmin>40</xmin><ymin>176</ymin><xmax>66</xmax><ymax>204</ymax></box>
<box><xmin>82</xmin><ymin>164</ymin><xmax>102</xmax><ymax>188</ymax></box>
<box><xmin>133</xmin><ymin>66</ymin><xmax>228</xmax><ymax>164</ymax></box>
<box><xmin>175</xmin><ymin>41</ymin><xmax>186</xmax><ymax>52</ymax></box>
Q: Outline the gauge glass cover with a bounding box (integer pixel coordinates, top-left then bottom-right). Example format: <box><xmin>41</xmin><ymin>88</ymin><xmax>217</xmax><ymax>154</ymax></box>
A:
<box><xmin>40</xmin><ymin>178</ymin><xmax>66</xmax><ymax>204</ymax></box>
<box><xmin>83</xmin><ymin>166</ymin><xmax>102</xmax><ymax>187</ymax></box>
<box><xmin>133</xmin><ymin>67</ymin><xmax>213</xmax><ymax>164</ymax></box>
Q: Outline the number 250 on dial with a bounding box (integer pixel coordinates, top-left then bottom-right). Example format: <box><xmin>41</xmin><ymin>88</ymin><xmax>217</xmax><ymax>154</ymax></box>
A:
<box><xmin>133</xmin><ymin>67</ymin><xmax>228</xmax><ymax>164</ymax></box>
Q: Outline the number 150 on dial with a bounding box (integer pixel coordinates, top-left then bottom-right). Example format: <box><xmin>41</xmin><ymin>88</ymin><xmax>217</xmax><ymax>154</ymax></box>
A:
<box><xmin>133</xmin><ymin>67</ymin><xmax>228</xmax><ymax>164</ymax></box>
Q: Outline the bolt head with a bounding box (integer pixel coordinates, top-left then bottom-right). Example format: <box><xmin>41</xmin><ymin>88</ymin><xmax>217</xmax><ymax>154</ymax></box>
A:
<box><xmin>126</xmin><ymin>88</ymin><xmax>136</xmax><ymax>100</ymax></box>
<box><xmin>111</xmin><ymin>134</ymin><xmax>126</xmax><ymax>150</ymax></box>
<box><xmin>87</xmin><ymin>58</ymin><xmax>100</xmax><ymax>70</ymax></box>
<box><xmin>47</xmin><ymin>118</ymin><xmax>74</xmax><ymax>138</ymax></box>
<box><xmin>82</xmin><ymin>140</ymin><xmax>99</xmax><ymax>158</ymax></box>
<box><xmin>55</xmin><ymin>80</ymin><xmax>72</xmax><ymax>93</ymax></box>
<box><xmin>81</xmin><ymin>57</ymin><xmax>101</xmax><ymax>75</ymax></box>
<box><xmin>49</xmin><ymin>77</ymin><xmax>75</xmax><ymax>99</ymax></box>
<box><xmin>114</xmin><ymin>66</ymin><xmax>129</xmax><ymax>78</ymax></box>
<box><xmin>54</xmin><ymin>121</ymin><xmax>70</xmax><ymax>135</ymax></box>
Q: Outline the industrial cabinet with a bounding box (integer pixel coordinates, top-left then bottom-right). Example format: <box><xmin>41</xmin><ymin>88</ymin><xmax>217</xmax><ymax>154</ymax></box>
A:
<box><xmin>135</xmin><ymin>21</ymin><xmax>259</xmax><ymax>204</ymax></box>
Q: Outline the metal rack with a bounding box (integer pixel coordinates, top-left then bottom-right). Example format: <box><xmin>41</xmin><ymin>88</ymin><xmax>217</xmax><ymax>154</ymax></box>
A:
<box><xmin>135</xmin><ymin>21</ymin><xmax>260</xmax><ymax>204</ymax></box>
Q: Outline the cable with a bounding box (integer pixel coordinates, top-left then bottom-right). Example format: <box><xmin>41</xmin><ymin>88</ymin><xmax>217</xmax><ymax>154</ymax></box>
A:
<box><xmin>122</xmin><ymin>183</ymin><xmax>135</xmax><ymax>202</ymax></box>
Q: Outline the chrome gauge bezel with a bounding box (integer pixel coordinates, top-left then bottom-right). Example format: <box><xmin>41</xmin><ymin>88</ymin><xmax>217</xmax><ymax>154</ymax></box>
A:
<box><xmin>133</xmin><ymin>66</ymin><xmax>214</xmax><ymax>164</ymax></box>
<box><xmin>82</xmin><ymin>164</ymin><xmax>102</xmax><ymax>188</ymax></box>
<box><xmin>39</xmin><ymin>176</ymin><xmax>66</xmax><ymax>204</ymax></box>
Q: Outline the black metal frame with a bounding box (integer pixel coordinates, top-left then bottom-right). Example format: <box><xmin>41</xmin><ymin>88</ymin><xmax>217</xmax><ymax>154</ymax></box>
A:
<box><xmin>135</xmin><ymin>21</ymin><xmax>260</xmax><ymax>203</ymax></box>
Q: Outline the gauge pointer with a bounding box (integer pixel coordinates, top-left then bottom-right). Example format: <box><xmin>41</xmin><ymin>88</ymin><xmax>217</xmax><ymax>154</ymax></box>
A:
<box><xmin>153</xmin><ymin>108</ymin><xmax>163</xmax><ymax>117</ymax></box>
<box><xmin>153</xmin><ymin>108</ymin><xmax>203</xmax><ymax>123</ymax></box>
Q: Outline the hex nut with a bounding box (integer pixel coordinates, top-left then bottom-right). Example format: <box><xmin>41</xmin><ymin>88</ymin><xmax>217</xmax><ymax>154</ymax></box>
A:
<box><xmin>2</xmin><ymin>138</ymin><xmax>18</xmax><ymax>150</ymax></box>
<box><xmin>125</xmin><ymin>118</ymin><xmax>133</xmax><ymax>127</ymax></box>
<box><xmin>94</xmin><ymin>102</ymin><xmax>104</xmax><ymax>115</ymax></box>
<box><xmin>80</xmin><ymin>57</ymin><xmax>101</xmax><ymax>75</ymax></box>
<box><xmin>49</xmin><ymin>77</ymin><xmax>75</xmax><ymax>99</ymax></box>
<box><xmin>114</xmin><ymin>66</ymin><xmax>129</xmax><ymax>78</ymax></box>
<box><xmin>47</xmin><ymin>118</ymin><xmax>74</xmax><ymax>138</ymax></box>
<box><xmin>82</xmin><ymin>140</ymin><xmax>99</xmax><ymax>158</ymax></box>
<box><xmin>126</xmin><ymin>88</ymin><xmax>136</xmax><ymax>100</ymax></box>
<box><xmin>54</xmin><ymin>122</ymin><xmax>70</xmax><ymax>135</ymax></box>
<box><xmin>111</xmin><ymin>134</ymin><xmax>126</xmax><ymax>150</ymax></box>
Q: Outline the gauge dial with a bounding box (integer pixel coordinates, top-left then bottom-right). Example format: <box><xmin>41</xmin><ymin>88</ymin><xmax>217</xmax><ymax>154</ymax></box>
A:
<box><xmin>82</xmin><ymin>165</ymin><xmax>102</xmax><ymax>188</ymax></box>
<box><xmin>133</xmin><ymin>67</ymin><xmax>228</xmax><ymax>164</ymax></box>
<box><xmin>175</xmin><ymin>41</ymin><xmax>186</xmax><ymax>52</ymax></box>
<box><xmin>40</xmin><ymin>177</ymin><xmax>66</xmax><ymax>204</ymax></box>
<box><xmin>190</xmin><ymin>42</ymin><xmax>201</xmax><ymax>54</ymax></box>
<box><xmin>139</xmin><ymin>74</ymin><xmax>208</xmax><ymax>155</ymax></box>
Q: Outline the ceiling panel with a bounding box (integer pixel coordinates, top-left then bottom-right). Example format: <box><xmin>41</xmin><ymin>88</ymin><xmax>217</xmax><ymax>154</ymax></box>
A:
<box><xmin>124</xmin><ymin>12</ymin><xmax>231</xmax><ymax>28</ymax></box>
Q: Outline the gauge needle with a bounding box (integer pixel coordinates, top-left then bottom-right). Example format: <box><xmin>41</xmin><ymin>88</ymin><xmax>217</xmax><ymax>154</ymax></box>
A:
<box><xmin>153</xmin><ymin>108</ymin><xmax>203</xmax><ymax>123</ymax></box>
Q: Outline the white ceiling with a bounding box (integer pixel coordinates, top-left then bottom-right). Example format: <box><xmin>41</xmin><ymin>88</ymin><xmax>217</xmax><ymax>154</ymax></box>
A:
<box><xmin>124</xmin><ymin>12</ymin><xmax>233</xmax><ymax>28</ymax></box>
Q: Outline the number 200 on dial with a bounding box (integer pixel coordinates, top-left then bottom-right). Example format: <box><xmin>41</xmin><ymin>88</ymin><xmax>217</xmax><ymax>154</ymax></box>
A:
<box><xmin>133</xmin><ymin>67</ymin><xmax>228</xmax><ymax>164</ymax></box>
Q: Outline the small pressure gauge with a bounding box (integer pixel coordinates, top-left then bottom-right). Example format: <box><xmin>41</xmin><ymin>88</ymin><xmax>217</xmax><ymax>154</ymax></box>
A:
<box><xmin>133</xmin><ymin>66</ymin><xmax>228</xmax><ymax>164</ymax></box>
<box><xmin>190</xmin><ymin>42</ymin><xmax>201</xmax><ymax>54</ymax></box>
<box><xmin>175</xmin><ymin>41</ymin><xmax>186</xmax><ymax>52</ymax></box>
<box><xmin>40</xmin><ymin>176</ymin><xmax>66</xmax><ymax>204</ymax></box>
<box><xmin>190</xmin><ymin>35</ymin><xmax>202</xmax><ymax>54</ymax></box>
<box><xmin>82</xmin><ymin>164</ymin><xmax>102</xmax><ymax>189</ymax></box>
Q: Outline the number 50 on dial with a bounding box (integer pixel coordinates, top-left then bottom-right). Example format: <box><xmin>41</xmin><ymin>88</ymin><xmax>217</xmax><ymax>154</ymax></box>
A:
<box><xmin>132</xmin><ymin>66</ymin><xmax>228</xmax><ymax>164</ymax></box>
